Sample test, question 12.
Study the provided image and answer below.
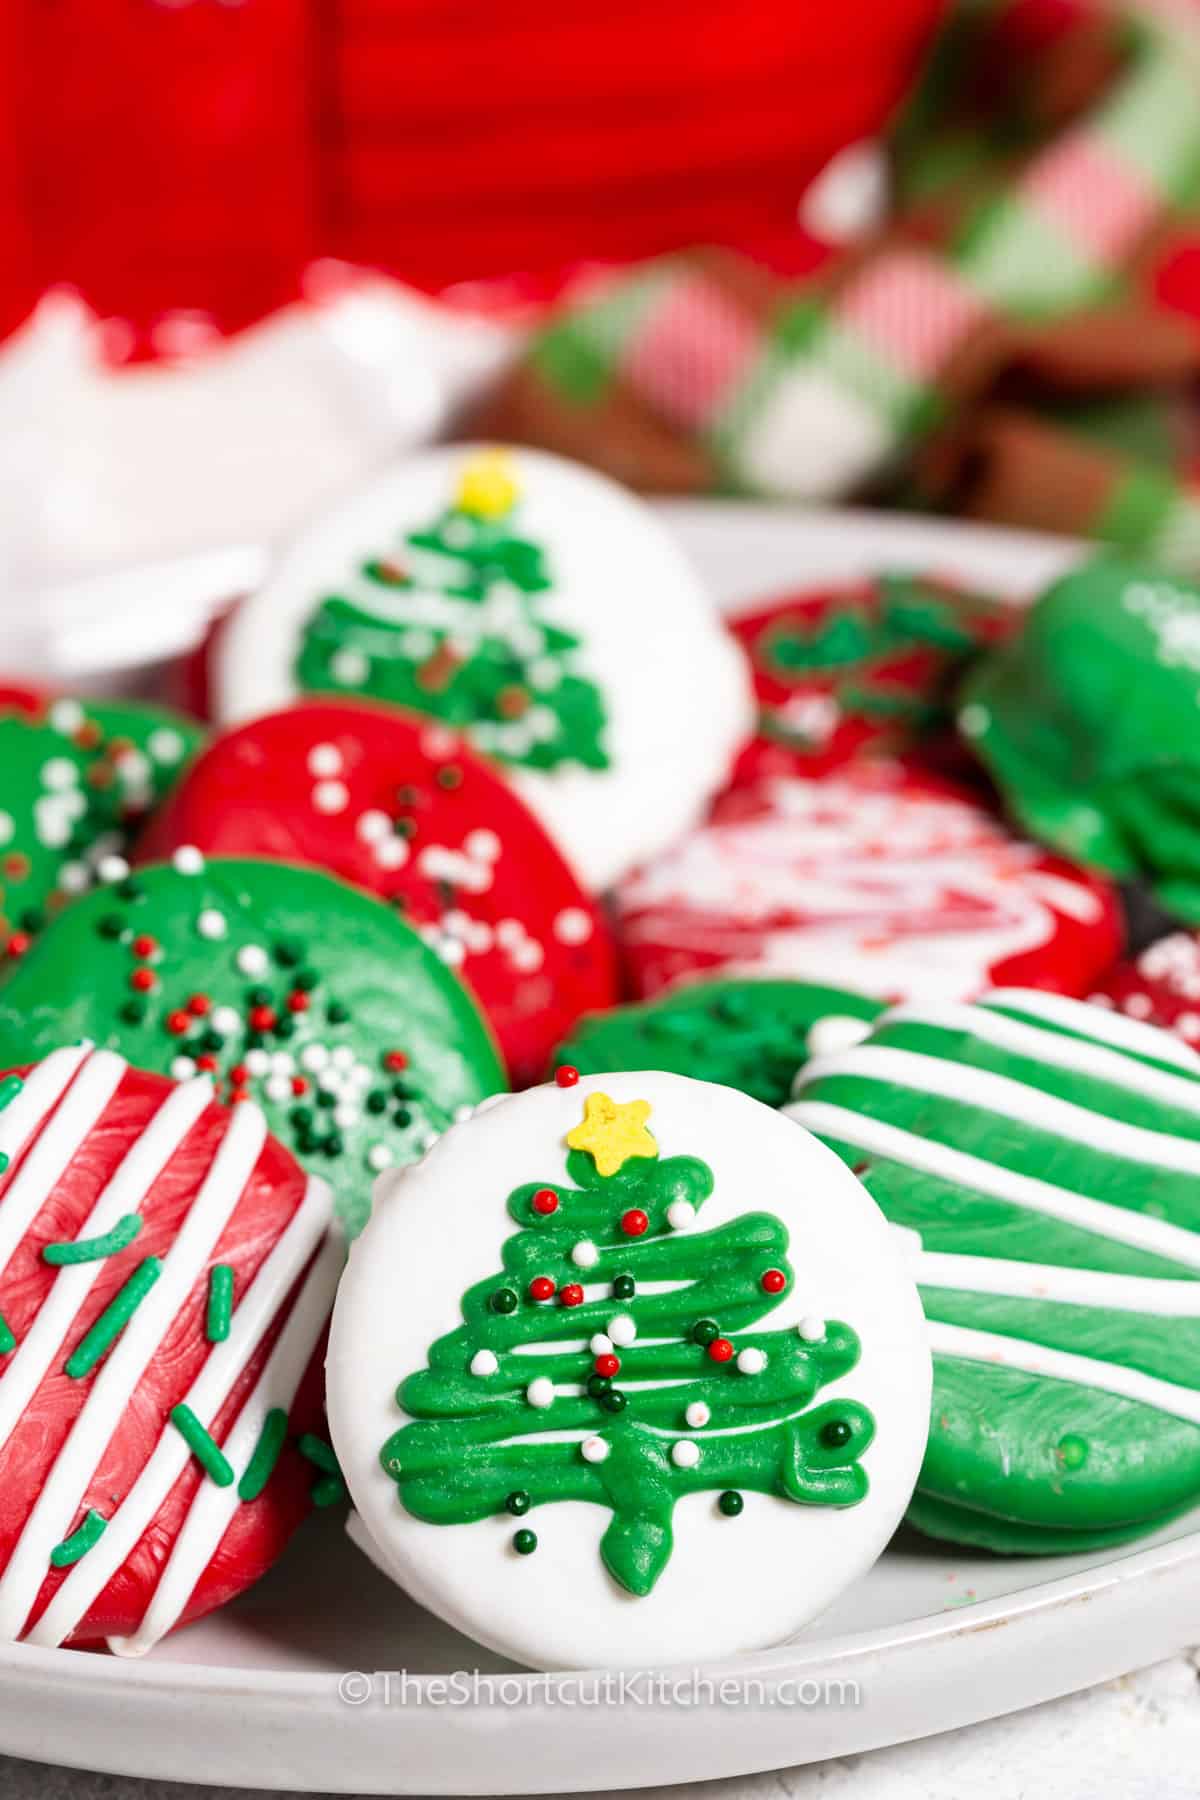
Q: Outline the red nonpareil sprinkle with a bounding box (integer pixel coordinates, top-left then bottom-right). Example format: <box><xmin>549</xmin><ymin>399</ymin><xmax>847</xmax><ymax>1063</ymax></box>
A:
<box><xmin>166</xmin><ymin>1010</ymin><xmax>191</xmax><ymax>1036</ymax></box>
<box><xmin>229</xmin><ymin>1064</ymin><xmax>249</xmax><ymax>1087</ymax></box>
<box><xmin>594</xmin><ymin>1353</ymin><xmax>620</xmax><ymax>1378</ymax></box>
<box><xmin>248</xmin><ymin>1005</ymin><xmax>276</xmax><ymax>1032</ymax></box>
<box><xmin>555</xmin><ymin>1065</ymin><xmax>580</xmax><ymax>1088</ymax></box>
<box><xmin>287</xmin><ymin>990</ymin><xmax>311</xmax><ymax>1014</ymax></box>
<box><xmin>129</xmin><ymin>967</ymin><xmax>157</xmax><ymax>993</ymax></box>
<box><xmin>230</xmin><ymin>1088</ymin><xmax>250</xmax><ymax>1105</ymax></box>
<box><xmin>187</xmin><ymin>993</ymin><xmax>212</xmax><ymax>1017</ymax></box>
<box><xmin>528</xmin><ymin>1276</ymin><xmax>556</xmax><ymax>1302</ymax></box>
<box><xmin>5</xmin><ymin>933</ymin><xmax>31</xmax><ymax>959</ymax></box>
<box><xmin>132</xmin><ymin>934</ymin><xmax>158</xmax><ymax>960</ymax></box>
<box><xmin>196</xmin><ymin>1054</ymin><xmax>219</xmax><ymax>1073</ymax></box>
<box><xmin>531</xmin><ymin>1188</ymin><xmax>559</xmax><ymax>1216</ymax></box>
<box><xmin>620</xmin><ymin>1209</ymin><xmax>649</xmax><ymax>1237</ymax></box>
<box><xmin>760</xmin><ymin>1269</ymin><xmax>787</xmax><ymax>1295</ymax></box>
<box><xmin>384</xmin><ymin>1049</ymin><xmax>409</xmax><ymax>1072</ymax></box>
<box><xmin>291</xmin><ymin>1075</ymin><xmax>308</xmax><ymax>1096</ymax></box>
<box><xmin>559</xmin><ymin>1283</ymin><xmax>585</xmax><ymax>1308</ymax></box>
<box><xmin>708</xmin><ymin>1338</ymin><xmax>735</xmax><ymax>1364</ymax></box>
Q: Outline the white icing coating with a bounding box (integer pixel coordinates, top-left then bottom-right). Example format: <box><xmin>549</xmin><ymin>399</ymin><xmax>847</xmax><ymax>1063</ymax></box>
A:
<box><xmin>979</xmin><ymin>987</ymin><xmax>1200</xmax><ymax>1073</ymax></box>
<box><xmin>0</xmin><ymin>1100</ymin><xmax>269</xmax><ymax>1641</ymax></box>
<box><xmin>925</xmin><ymin>1320</ymin><xmax>1200</xmax><ymax>1425</ymax></box>
<box><xmin>327</xmin><ymin>1071</ymin><xmax>930</xmax><ymax>1670</ymax></box>
<box><xmin>215</xmin><ymin>446</ymin><xmax>754</xmax><ymax>889</ymax></box>
<box><xmin>0</xmin><ymin>1048</ymin><xmax>122</xmax><ymax>1279</ymax></box>
<box><xmin>806</xmin><ymin>1015</ymin><xmax>874</xmax><ymax>1058</ymax></box>
<box><xmin>29</xmin><ymin>1169</ymin><xmax>336</xmax><ymax>1651</ymax></box>
<box><xmin>104</xmin><ymin>1226</ymin><xmax>343</xmax><ymax>1657</ymax></box>
<box><xmin>915</xmin><ymin>1250</ymin><xmax>1200</xmax><ymax>1315</ymax></box>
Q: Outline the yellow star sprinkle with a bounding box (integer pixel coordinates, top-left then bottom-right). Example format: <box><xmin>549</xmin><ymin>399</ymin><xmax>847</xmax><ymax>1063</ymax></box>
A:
<box><xmin>566</xmin><ymin>1092</ymin><xmax>658</xmax><ymax>1179</ymax></box>
<box><xmin>455</xmin><ymin>450</ymin><xmax>520</xmax><ymax>521</ymax></box>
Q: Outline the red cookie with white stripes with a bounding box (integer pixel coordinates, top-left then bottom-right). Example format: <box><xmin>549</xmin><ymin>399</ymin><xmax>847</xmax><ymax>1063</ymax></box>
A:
<box><xmin>616</xmin><ymin>762</ymin><xmax>1124</xmax><ymax>1003</ymax></box>
<box><xmin>137</xmin><ymin>703</ymin><xmax>617</xmax><ymax>1086</ymax></box>
<box><xmin>1091</xmin><ymin>933</ymin><xmax>1200</xmax><ymax>1052</ymax></box>
<box><xmin>0</xmin><ymin>1045</ymin><xmax>341</xmax><ymax>1653</ymax></box>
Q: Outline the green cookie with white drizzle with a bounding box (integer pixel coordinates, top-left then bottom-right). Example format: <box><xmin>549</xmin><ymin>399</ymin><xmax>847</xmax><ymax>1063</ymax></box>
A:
<box><xmin>0</xmin><ymin>689</ymin><xmax>201</xmax><ymax>957</ymax></box>
<box><xmin>328</xmin><ymin>1070</ymin><xmax>930</xmax><ymax>1670</ymax></box>
<box><xmin>0</xmin><ymin>854</ymin><xmax>506</xmax><ymax>1236</ymax></box>
<box><xmin>789</xmin><ymin>987</ymin><xmax>1200</xmax><ymax>1552</ymax></box>
<box><xmin>552</xmin><ymin>980</ymin><xmax>883</xmax><ymax>1107</ymax></box>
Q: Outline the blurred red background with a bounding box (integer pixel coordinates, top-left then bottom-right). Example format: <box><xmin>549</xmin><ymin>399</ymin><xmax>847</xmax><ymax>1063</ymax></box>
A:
<box><xmin>0</xmin><ymin>0</ymin><xmax>945</xmax><ymax>343</ymax></box>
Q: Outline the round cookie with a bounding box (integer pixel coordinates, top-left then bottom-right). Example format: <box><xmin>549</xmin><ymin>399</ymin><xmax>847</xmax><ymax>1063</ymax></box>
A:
<box><xmin>0</xmin><ymin>688</ymin><xmax>202</xmax><ymax>955</ymax></box>
<box><xmin>0</xmin><ymin>1045</ymin><xmax>341</xmax><ymax>1650</ymax></box>
<box><xmin>0</xmin><ymin>857</ymin><xmax>506</xmax><ymax>1236</ymax></box>
<box><xmin>213</xmin><ymin>445</ymin><xmax>753</xmax><ymax>889</ymax></box>
<box><xmin>789</xmin><ymin>988</ymin><xmax>1200</xmax><ymax>1552</ymax></box>
<box><xmin>615</xmin><ymin>762</ymin><xmax>1124</xmax><ymax>1001</ymax></box>
<box><xmin>137</xmin><ymin>701</ymin><xmax>618</xmax><ymax>1087</ymax></box>
<box><xmin>553</xmin><ymin>979</ymin><xmax>883</xmax><ymax>1108</ymax></box>
<box><xmin>959</xmin><ymin>559</ymin><xmax>1200</xmax><ymax>923</ymax></box>
<box><xmin>1091</xmin><ymin>933</ymin><xmax>1200</xmax><ymax>1050</ymax></box>
<box><xmin>327</xmin><ymin>1070</ymin><xmax>930</xmax><ymax>1670</ymax></box>
<box><xmin>730</xmin><ymin>572</ymin><xmax>1013</xmax><ymax>784</ymax></box>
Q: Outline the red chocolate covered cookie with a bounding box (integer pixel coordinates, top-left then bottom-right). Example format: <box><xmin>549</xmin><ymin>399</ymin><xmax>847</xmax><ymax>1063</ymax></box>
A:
<box><xmin>729</xmin><ymin>573</ymin><xmax>1014</xmax><ymax>784</ymax></box>
<box><xmin>1090</xmin><ymin>932</ymin><xmax>1200</xmax><ymax>1049</ymax></box>
<box><xmin>137</xmin><ymin>702</ymin><xmax>617</xmax><ymax>1085</ymax></box>
<box><xmin>616</xmin><ymin>762</ymin><xmax>1123</xmax><ymax>1002</ymax></box>
<box><xmin>0</xmin><ymin>1045</ymin><xmax>340</xmax><ymax>1652</ymax></box>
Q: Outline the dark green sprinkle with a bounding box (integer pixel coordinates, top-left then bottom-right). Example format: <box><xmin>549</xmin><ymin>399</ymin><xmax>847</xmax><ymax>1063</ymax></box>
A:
<box><xmin>65</xmin><ymin>1257</ymin><xmax>161</xmax><ymax>1377</ymax></box>
<box><xmin>18</xmin><ymin>907</ymin><xmax>45</xmax><ymax>933</ymax></box>
<box><xmin>206</xmin><ymin>1264</ymin><xmax>234</xmax><ymax>1343</ymax></box>
<box><xmin>611</xmin><ymin>1274</ymin><xmax>636</xmax><ymax>1300</ymax></box>
<box><xmin>273</xmin><ymin>938</ymin><xmax>303</xmax><ymax>967</ymax></box>
<box><xmin>327</xmin><ymin>1001</ymin><xmax>350</xmax><ymax>1025</ymax></box>
<box><xmin>197</xmin><ymin>1029</ymin><xmax>224</xmax><ymax>1054</ymax></box>
<box><xmin>691</xmin><ymin>1318</ymin><xmax>720</xmax><ymax>1347</ymax></box>
<box><xmin>97</xmin><ymin>914</ymin><xmax>125</xmax><ymax>940</ymax></box>
<box><xmin>119</xmin><ymin>1000</ymin><xmax>148</xmax><ymax>1026</ymax></box>
<box><xmin>170</xmin><ymin>1404</ymin><xmax>235</xmax><ymax>1486</ymax></box>
<box><xmin>0</xmin><ymin>1312</ymin><xmax>14</xmax><ymax>1355</ymax></box>
<box><xmin>246</xmin><ymin>1032</ymin><xmax>266</xmax><ymax>1050</ymax></box>
<box><xmin>297</xmin><ymin>1433</ymin><xmax>342</xmax><ymax>1477</ymax></box>
<box><xmin>396</xmin><ymin>785</ymin><xmax>420</xmax><ymax>805</ymax></box>
<box><xmin>505</xmin><ymin>1490</ymin><xmax>531</xmax><ymax>1516</ymax></box>
<box><xmin>512</xmin><ymin>1528</ymin><xmax>537</xmax><ymax>1555</ymax></box>
<box><xmin>44</xmin><ymin>1213</ymin><xmax>143</xmax><ymax>1266</ymax></box>
<box><xmin>317</xmin><ymin>1090</ymin><xmax>336</xmax><ymax>1110</ymax></box>
<box><xmin>294</xmin><ymin>968</ymin><xmax>318</xmax><ymax>992</ymax></box>
<box><xmin>489</xmin><ymin>1286</ymin><xmax>518</xmax><ymax>1315</ymax></box>
<box><xmin>366</xmin><ymin>1091</ymin><xmax>388</xmax><ymax>1115</ymax></box>
<box><xmin>820</xmin><ymin>1419</ymin><xmax>853</xmax><ymax>1449</ymax></box>
<box><xmin>50</xmin><ymin>1509</ymin><xmax>108</xmax><ymax>1569</ymax></box>
<box><xmin>395</xmin><ymin>816</ymin><xmax>417</xmax><ymax>839</ymax></box>
<box><xmin>116</xmin><ymin>878</ymin><xmax>144</xmax><ymax>902</ymax></box>
<box><xmin>311</xmin><ymin>1474</ymin><xmax>347</xmax><ymax>1508</ymax></box>
<box><xmin>718</xmin><ymin>1490</ymin><xmax>744</xmax><ymax>1517</ymax></box>
<box><xmin>393</xmin><ymin>1107</ymin><xmax>412</xmax><ymax>1129</ymax></box>
<box><xmin>390</xmin><ymin>1079</ymin><xmax>412</xmax><ymax>1100</ymax></box>
<box><xmin>322</xmin><ymin>1133</ymin><xmax>344</xmax><ymax>1158</ymax></box>
<box><xmin>586</xmin><ymin>1373</ymin><xmax>610</xmax><ymax>1399</ymax></box>
<box><xmin>247</xmin><ymin>985</ymin><xmax>272</xmax><ymax>1007</ymax></box>
<box><xmin>290</xmin><ymin>1105</ymin><xmax>313</xmax><ymax>1129</ymax></box>
<box><xmin>599</xmin><ymin>1389</ymin><xmax>627</xmax><ymax>1414</ymax></box>
<box><xmin>435</xmin><ymin>765</ymin><xmax>463</xmax><ymax>790</ymax></box>
<box><xmin>276</xmin><ymin>1016</ymin><xmax>296</xmax><ymax>1039</ymax></box>
<box><xmin>237</xmin><ymin>1407</ymin><xmax>289</xmax><ymax>1501</ymax></box>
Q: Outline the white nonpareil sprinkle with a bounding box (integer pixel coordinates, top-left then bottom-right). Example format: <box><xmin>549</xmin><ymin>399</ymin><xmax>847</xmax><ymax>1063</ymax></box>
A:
<box><xmin>671</xmin><ymin>1440</ymin><xmax>700</xmax><ymax>1469</ymax></box>
<box><xmin>685</xmin><ymin>1401</ymin><xmax>710</xmax><ymax>1428</ymax></box>
<box><xmin>571</xmin><ymin>1240</ymin><xmax>599</xmax><ymax>1269</ymax></box>
<box><xmin>210</xmin><ymin>1006</ymin><xmax>240</xmax><ymax>1037</ymax></box>
<box><xmin>526</xmin><ymin>1377</ymin><xmax>554</xmax><ymax>1409</ymax></box>
<box><xmin>236</xmin><ymin>945</ymin><xmax>269</xmax><ymax>977</ymax></box>
<box><xmin>196</xmin><ymin>909</ymin><xmax>227</xmax><ymax>940</ymax></box>
<box><xmin>172</xmin><ymin>846</ymin><xmax>205</xmax><ymax>875</ymax></box>
<box><xmin>97</xmin><ymin>854</ymin><xmax>130</xmax><ymax>884</ymax></box>
<box><xmin>367</xmin><ymin>1144</ymin><xmax>393</xmax><ymax>1172</ymax></box>
<box><xmin>307</xmin><ymin>743</ymin><xmax>344</xmax><ymax>778</ymax></box>
<box><xmin>608</xmin><ymin>1314</ymin><xmax>636</xmax><ymax>1347</ymax></box>
<box><xmin>797</xmin><ymin>1316</ymin><xmax>826</xmax><ymax>1343</ymax></box>
<box><xmin>470</xmin><ymin>1349</ymin><xmax>498</xmax><ymax>1377</ymax></box>
<box><xmin>666</xmin><ymin>1200</ymin><xmax>696</xmax><ymax>1231</ymax></box>
<box><xmin>312</xmin><ymin>779</ymin><xmax>350</xmax><ymax>815</ymax></box>
<box><xmin>737</xmin><ymin>1347</ymin><xmax>767</xmax><ymax>1375</ymax></box>
<box><xmin>580</xmin><ymin>1436</ymin><xmax>610</xmax><ymax>1464</ymax></box>
<box><xmin>590</xmin><ymin>1333</ymin><xmax>614</xmax><ymax>1357</ymax></box>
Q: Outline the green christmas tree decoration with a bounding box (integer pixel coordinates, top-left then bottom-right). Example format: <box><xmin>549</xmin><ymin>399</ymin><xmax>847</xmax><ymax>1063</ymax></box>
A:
<box><xmin>380</xmin><ymin>1092</ymin><xmax>873</xmax><ymax>1598</ymax></box>
<box><xmin>295</xmin><ymin>451</ymin><xmax>609</xmax><ymax>774</ymax></box>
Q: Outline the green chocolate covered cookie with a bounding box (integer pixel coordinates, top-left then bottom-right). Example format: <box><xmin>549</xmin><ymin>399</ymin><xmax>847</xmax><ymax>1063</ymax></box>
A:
<box><xmin>552</xmin><ymin>979</ymin><xmax>883</xmax><ymax>1107</ymax></box>
<box><xmin>0</xmin><ymin>855</ymin><xmax>506</xmax><ymax>1234</ymax></box>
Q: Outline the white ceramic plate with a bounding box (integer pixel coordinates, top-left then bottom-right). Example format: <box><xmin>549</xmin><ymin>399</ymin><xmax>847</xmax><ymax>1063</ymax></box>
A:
<box><xmin>9</xmin><ymin>501</ymin><xmax>1185</xmax><ymax>1800</ymax></box>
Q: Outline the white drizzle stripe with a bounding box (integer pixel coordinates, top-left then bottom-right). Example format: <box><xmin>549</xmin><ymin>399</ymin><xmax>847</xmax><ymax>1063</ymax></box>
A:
<box><xmin>926</xmin><ymin>1320</ymin><xmax>1200</xmax><ymax>1425</ymax></box>
<box><xmin>913</xmin><ymin>1250</ymin><xmax>1200</xmax><ymax>1315</ymax></box>
<box><xmin>0</xmin><ymin>1075</ymin><xmax>214</xmax><ymax>1457</ymax></box>
<box><xmin>105</xmin><ymin>1227</ymin><xmax>343</xmax><ymax>1657</ymax></box>
<box><xmin>0</xmin><ymin>1102</ymin><xmax>268</xmax><ymax>1642</ymax></box>
<box><xmin>0</xmin><ymin>1050</ymin><xmax>121</xmax><ymax>1281</ymax></box>
<box><xmin>798</xmin><ymin>1046</ymin><xmax>1200</xmax><ymax>1177</ymax></box>
<box><xmin>980</xmin><ymin>987</ymin><xmax>1200</xmax><ymax>1074</ymax></box>
<box><xmin>787</xmin><ymin>1101</ymin><xmax>1200</xmax><ymax>1271</ymax></box>
<box><xmin>28</xmin><ymin>1173</ymin><xmax>335</xmax><ymax>1649</ymax></box>
<box><xmin>879</xmin><ymin>1000</ymin><xmax>1200</xmax><ymax>1118</ymax></box>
